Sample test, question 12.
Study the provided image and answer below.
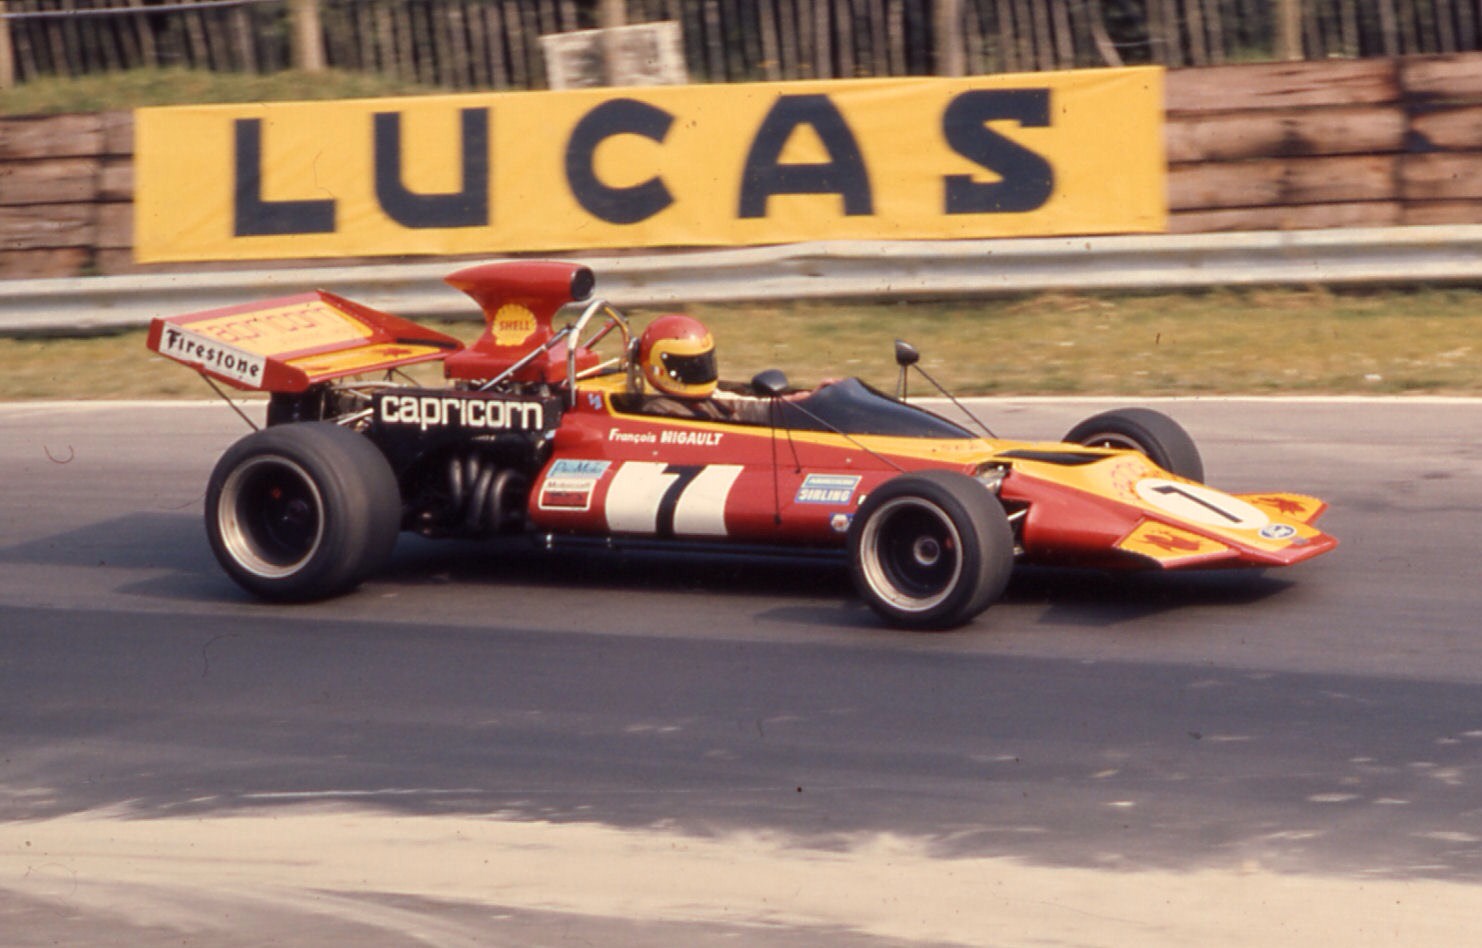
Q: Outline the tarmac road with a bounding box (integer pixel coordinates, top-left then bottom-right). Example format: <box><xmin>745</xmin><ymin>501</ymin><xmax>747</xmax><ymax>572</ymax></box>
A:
<box><xmin>2</xmin><ymin>398</ymin><xmax>1481</xmax><ymax>946</ymax></box>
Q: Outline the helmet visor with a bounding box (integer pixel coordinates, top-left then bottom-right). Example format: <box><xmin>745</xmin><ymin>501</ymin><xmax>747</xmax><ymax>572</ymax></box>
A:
<box><xmin>659</xmin><ymin>349</ymin><xmax>717</xmax><ymax>386</ymax></box>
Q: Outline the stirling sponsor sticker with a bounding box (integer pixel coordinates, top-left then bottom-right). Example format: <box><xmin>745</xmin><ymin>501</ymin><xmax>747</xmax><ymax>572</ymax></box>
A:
<box><xmin>795</xmin><ymin>473</ymin><xmax>861</xmax><ymax>505</ymax></box>
<box><xmin>157</xmin><ymin>324</ymin><xmax>266</xmax><ymax>386</ymax></box>
<box><xmin>376</xmin><ymin>391</ymin><xmax>551</xmax><ymax>432</ymax></box>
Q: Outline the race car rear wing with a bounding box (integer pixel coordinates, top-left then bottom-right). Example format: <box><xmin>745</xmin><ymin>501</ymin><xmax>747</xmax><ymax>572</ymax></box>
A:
<box><xmin>146</xmin><ymin>291</ymin><xmax>463</xmax><ymax>393</ymax></box>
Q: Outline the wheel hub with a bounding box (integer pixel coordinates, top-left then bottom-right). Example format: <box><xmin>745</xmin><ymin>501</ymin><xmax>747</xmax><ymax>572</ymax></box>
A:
<box><xmin>912</xmin><ymin>535</ymin><xmax>942</xmax><ymax>567</ymax></box>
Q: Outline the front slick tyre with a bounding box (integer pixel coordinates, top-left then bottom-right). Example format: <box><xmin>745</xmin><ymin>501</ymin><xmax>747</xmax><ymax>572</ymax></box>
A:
<box><xmin>849</xmin><ymin>470</ymin><xmax>1014</xmax><ymax>631</ymax></box>
<box><xmin>205</xmin><ymin>422</ymin><xmax>401</xmax><ymax>602</ymax></box>
<box><xmin>1063</xmin><ymin>408</ymin><xmax>1204</xmax><ymax>482</ymax></box>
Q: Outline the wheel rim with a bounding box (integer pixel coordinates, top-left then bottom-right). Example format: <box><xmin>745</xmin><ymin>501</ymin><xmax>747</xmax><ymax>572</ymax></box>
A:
<box><xmin>858</xmin><ymin>497</ymin><xmax>963</xmax><ymax>613</ymax></box>
<box><xmin>1081</xmin><ymin>431</ymin><xmax>1144</xmax><ymax>452</ymax></box>
<box><xmin>217</xmin><ymin>455</ymin><xmax>325</xmax><ymax>579</ymax></box>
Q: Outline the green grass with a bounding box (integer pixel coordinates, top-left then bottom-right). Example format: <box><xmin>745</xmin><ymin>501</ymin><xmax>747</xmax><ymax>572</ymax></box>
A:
<box><xmin>1</xmin><ymin>67</ymin><xmax>448</xmax><ymax>115</ymax></box>
<box><xmin>2</xmin><ymin>70</ymin><xmax>1479</xmax><ymax>400</ymax></box>
<box><xmin>7</xmin><ymin>286</ymin><xmax>1480</xmax><ymax>401</ymax></box>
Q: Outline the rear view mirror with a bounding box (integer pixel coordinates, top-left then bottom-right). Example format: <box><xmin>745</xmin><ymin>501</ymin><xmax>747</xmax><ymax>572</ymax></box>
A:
<box><xmin>751</xmin><ymin>369</ymin><xmax>789</xmax><ymax>397</ymax></box>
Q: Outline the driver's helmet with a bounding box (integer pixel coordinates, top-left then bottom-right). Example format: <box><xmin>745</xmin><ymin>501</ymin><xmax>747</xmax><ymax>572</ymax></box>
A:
<box><xmin>639</xmin><ymin>314</ymin><xmax>718</xmax><ymax>398</ymax></box>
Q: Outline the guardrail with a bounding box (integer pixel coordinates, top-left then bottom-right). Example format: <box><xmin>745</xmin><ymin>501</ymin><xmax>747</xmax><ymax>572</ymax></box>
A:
<box><xmin>4</xmin><ymin>224</ymin><xmax>1482</xmax><ymax>336</ymax></box>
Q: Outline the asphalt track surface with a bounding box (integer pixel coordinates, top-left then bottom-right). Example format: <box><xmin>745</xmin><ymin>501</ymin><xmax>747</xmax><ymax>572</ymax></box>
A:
<box><xmin>2</xmin><ymin>398</ymin><xmax>1481</xmax><ymax>945</ymax></box>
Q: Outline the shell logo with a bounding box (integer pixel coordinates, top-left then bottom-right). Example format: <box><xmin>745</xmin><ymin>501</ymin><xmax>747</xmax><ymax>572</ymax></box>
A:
<box><xmin>492</xmin><ymin>304</ymin><xmax>537</xmax><ymax>346</ymax></box>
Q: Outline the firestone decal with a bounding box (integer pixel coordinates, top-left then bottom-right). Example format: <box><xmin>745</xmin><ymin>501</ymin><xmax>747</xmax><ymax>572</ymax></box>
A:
<box><xmin>377</xmin><ymin>393</ymin><xmax>546</xmax><ymax>432</ymax></box>
<box><xmin>158</xmin><ymin>324</ymin><xmax>265</xmax><ymax>386</ymax></box>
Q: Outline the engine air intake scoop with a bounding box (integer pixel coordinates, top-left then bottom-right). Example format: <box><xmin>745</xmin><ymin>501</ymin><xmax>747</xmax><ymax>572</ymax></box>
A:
<box><xmin>442</xmin><ymin>261</ymin><xmax>597</xmax><ymax>383</ymax></box>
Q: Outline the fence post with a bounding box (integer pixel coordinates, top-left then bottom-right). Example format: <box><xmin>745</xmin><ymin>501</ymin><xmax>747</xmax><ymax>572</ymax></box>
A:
<box><xmin>599</xmin><ymin>0</ymin><xmax>627</xmax><ymax>28</ymax></box>
<box><xmin>1275</xmin><ymin>0</ymin><xmax>1303</xmax><ymax>60</ymax></box>
<box><xmin>934</xmin><ymin>0</ymin><xmax>965</xmax><ymax>76</ymax></box>
<box><xmin>0</xmin><ymin>1</ymin><xmax>15</xmax><ymax>90</ymax></box>
<box><xmin>290</xmin><ymin>0</ymin><xmax>326</xmax><ymax>72</ymax></box>
<box><xmin>599</xmin><ymin>0</ymin><xmax>626</xmax><ymax>86</ymax></box>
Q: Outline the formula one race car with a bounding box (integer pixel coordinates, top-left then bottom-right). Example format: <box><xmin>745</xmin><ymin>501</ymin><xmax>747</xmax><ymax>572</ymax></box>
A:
<box><xmin>147</xmin><ymin>260</ymin><xmax>1337</xmax><ymax>630</ymax></box>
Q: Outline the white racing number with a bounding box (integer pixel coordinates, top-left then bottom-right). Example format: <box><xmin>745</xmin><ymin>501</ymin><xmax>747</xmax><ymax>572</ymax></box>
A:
<box><xmin>1135</xmin><ymin>478</ymin><xmax>1269</xmax><ymax>531</ymax></box>
<box><xmin>604</xmin><ymin>462</ymin><xmax>743</xmax><ymax>538</ymax></box>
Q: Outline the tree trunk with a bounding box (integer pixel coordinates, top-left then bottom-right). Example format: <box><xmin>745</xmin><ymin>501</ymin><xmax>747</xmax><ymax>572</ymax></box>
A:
<box><xmin>291</xmin><ymin>0</ymin><xmax>326</xmax><ymax>72</ymax></box>
<box><xmin>0</xmin><ymin>2</ymin><xmax>14</xmax><ymax>90</ymax></box>
<box><xmin>935</xmin><ymin>0</ymin><xmax>964</xmax><ymax>76</ymax></box>
<box><xmin>1276</xmin><ymin>0</ymin><xmax>1303</xmax><ymax>60</ymax></box>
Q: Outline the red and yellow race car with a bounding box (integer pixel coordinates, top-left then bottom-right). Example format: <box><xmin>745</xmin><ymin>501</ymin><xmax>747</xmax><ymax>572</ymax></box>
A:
<box><xmin>147</xmin><ymin>260</ymin><xmax>1336</xmax><ymax>630</ymax></box>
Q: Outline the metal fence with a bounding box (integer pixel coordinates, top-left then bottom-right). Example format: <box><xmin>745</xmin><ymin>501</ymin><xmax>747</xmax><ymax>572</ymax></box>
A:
<box><xmin>4</xmin><ymin>0</ymin><xmax>1482</xmax><ymax>90</ymax></box>
<box><xmin>6</xmin><ymin>226</ymin><xmax>1482</xmax><ymax>337</ymax></box>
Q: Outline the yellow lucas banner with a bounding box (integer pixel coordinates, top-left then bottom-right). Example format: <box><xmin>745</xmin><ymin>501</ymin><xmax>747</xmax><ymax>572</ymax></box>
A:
<box><xmin>134</xmin><ymin>67</ymin><xmax>1164</xmax><ymax>263</ymax></box>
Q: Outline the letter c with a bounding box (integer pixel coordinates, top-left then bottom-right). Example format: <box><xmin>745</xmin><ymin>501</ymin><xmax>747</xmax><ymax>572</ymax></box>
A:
<box><xmin>565</xmin><ymin>98</ymin><xmax>676</xmax><ymax>225</ymax></box>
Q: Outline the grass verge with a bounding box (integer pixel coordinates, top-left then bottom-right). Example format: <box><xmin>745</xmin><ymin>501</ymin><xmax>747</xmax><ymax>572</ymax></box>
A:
<box><xmin>4</xmin><ymin>285</ymin><xmax>1479</xmax><ymax>401</ymax></box>
<box><xmin>1</xmin><ymin>67</ymin><xmax>447</xmax><ymax>114</ymax></box>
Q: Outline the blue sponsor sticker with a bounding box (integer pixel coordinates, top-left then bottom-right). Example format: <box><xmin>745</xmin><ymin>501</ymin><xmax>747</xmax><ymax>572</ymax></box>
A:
<box><xmin>550</xmin><ymin>458</ymin><xmax>611</xmax><ymax>477</ymax></box>
<box><xmin>795</xmin><ymin>473</ymin><xmax>861</xmax><ymax>505</ymax></box>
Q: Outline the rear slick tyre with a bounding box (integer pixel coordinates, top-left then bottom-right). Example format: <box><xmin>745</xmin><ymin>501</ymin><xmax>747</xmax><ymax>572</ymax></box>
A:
<box><xmin>849</xmin><ymin>470</ymin><xmax>1014</xmax><ymax>631</ymax></box>
<box><xmin>205</xmin><ymin>422</ymin><xmax>402</xmax><ymax>601</ymax></box>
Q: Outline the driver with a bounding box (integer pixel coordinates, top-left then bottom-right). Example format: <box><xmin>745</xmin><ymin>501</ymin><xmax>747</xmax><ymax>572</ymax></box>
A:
<box><xmin>635</xmin><ymin>314</ymin><xmax>771</xmax><ymax>423</ymax></box>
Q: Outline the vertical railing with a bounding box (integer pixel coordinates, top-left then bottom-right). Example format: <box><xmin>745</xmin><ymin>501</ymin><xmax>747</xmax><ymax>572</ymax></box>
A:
<box><xmin>3</xmin><ymin>1</ymin><xmax>1482</xmax><ymax>92</ymax></box>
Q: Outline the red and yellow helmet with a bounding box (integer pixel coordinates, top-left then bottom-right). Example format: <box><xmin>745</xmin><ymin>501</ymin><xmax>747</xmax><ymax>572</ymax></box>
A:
<box><xmin>639</xmin><ymin>314</ymin><xmax>717</xmax><ymax>398</ymax></box>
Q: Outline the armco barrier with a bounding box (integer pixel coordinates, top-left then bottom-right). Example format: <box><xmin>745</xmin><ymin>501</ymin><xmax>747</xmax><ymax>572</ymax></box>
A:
<box><xmin>4</xmin><ymin>225</ymin><xmax>1482</xmax><ymax>336</ymax></box>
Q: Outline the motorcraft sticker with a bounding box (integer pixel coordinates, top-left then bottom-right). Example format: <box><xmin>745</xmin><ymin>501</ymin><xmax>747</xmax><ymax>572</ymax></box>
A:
<box><xmin>795</xmin><ymin>473</ymin><xmax>861</xmax><ymax>505</ymax></box>
<box><xmin>538</xmin><ymin>458</ymin><xmax>611</xmax><ymax>511</ymax></box>
<box><xmin>157</xmin><ymin>324</ymin><xmax>266</xmax><ymax>386</ymax></box>
<box><xmin>375</xmin><ymin>391</ymin><xmax>552</xmax><ymax>432</ymax></box>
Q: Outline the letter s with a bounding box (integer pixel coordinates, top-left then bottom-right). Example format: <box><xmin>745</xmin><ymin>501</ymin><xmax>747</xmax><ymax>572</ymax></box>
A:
<box><xmin>942</xmin><ymin>89</ymin><xmax>1054</xmax><ymax>214</ymax></box>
